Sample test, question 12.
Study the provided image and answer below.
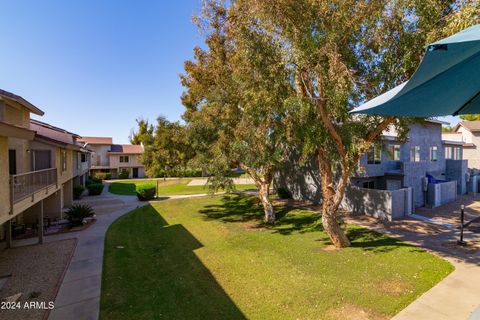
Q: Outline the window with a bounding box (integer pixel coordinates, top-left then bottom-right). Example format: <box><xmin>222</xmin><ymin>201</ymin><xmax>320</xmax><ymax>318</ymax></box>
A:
<box><xmin>429</xmin><ymin>146</ymin><xmax>438</xmax><ymax>161</ymax></box>
<box><xmin>362</xmin><ymin>181</ymin><xmax>375</xmax><ymax>189</ymax></box>
<box><xmin>410</xmin><ymin>146</ymin><xmax>420</xmax><ymax>162</ymax></box>
<box><xmin>61</xmin><ymin>150</ymin><xmax>67</xmax><ymax>172</ymax></box>
<box><xmin>454</xmin><ymin>147</ymin><xmax>462</xmax><ymax>160</ymax></box>
<box><xmin>367</xmin><ymin>145</ymin><xmax>381</xmax><ymax>164</ymax></box>
<box><xmin>81</xmin><ymin>153</ymin><xmax>87</xmax><ymax>163</ymax></box>
<box><xmin>387</xmin><ymin>144</ymin><xmax>400</xmax><ymax>161</ymax></box>
<box><xmin>445</xmin><ymin>146</ymin><xmax>452</xmax><ymax>159</ymax></box>
<box><xmin>120</xmin><ymin>155</ymin><xmax>129</xmax><ymax>163</ymax></box>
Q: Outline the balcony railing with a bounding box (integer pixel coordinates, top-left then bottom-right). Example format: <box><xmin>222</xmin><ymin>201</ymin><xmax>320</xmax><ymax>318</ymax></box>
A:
<box><xmin>9</xmin><ymin>168</ymin><xmax>58</xmax><ymax>205</ymax></box>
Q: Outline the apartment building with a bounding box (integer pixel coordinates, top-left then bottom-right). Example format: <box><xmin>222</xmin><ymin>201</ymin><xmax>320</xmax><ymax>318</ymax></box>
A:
<box><xmin>444</xmin><ymin>121</ymin><xmax>480</xmax><ymax>169</ymax></box>
<box><xmin>275</xmin><ymin>120</ymin><xmax>467</xmax><ymax>219</ymax></box>
<box><xmin>78</xmin><ymin>137</ymin><xmax>145</xmax><ymax>179</ymax></box>
<box><xmin>353</xmin><ymin>120</ymin><xmax>467</xmax><ymax>207</ymax></box>
<box><xmin>0</xmin><ymin>89</ymin><xmax>90</xmax><ymax>247</ymax></box>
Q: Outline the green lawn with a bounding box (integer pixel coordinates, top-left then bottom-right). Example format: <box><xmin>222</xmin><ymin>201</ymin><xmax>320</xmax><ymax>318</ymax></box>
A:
<box><xmin>108</xmin><ymin>178</ymin><xmax>256</xmax><ymax>196</ymax></box>
<box><xmin>101</xmin><ymin>194</ymin><xmax>453</xmax><ymax>320</ymax></box>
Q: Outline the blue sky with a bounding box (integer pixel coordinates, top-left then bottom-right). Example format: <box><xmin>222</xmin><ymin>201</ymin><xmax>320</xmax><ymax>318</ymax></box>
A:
<box><xmin>0</xmin><ymin>1</ymin><xmax>459</xmax><ymax>144</ymax></box>
<box><xmin>0</xmin><ymin>0</ymin><xmax>203</xmax><ymax>143</ymax></box>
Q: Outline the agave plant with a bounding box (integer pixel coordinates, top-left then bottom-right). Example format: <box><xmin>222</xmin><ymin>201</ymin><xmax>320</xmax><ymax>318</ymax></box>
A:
<box><xmin>66</xmin><ymin>204</ymin><xmax>95</xmax><ymax>226</ymax></box>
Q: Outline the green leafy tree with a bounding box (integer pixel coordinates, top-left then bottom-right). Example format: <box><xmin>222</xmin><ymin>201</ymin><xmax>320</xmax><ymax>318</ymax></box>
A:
<box><xmin>183</xmin><ymin>0</ymin><xmax>478</xmax><ymax>247</ymax></box>
<box><xmin>218</xmin><ymin>0</ymin><xmax>473</xmax><ymax>247</ymax></box>
<box><xmin>129</xmin><ymin>118</ymin><xmax>154</xmax><ymax>145</ymax></box>
<box><xmin>134</xmin><ymin>116</ymin><xmax>194</xmax><ymax>178</ymax></box>
<box><xmin>181</xmin><ymin>1</ymin><xmax>294</xmax><ymax>223</ymax></box>
<box><xmin>460</xmin><ymin>114</ymin><xmax>480</xmax><ymax>121</ymax></box>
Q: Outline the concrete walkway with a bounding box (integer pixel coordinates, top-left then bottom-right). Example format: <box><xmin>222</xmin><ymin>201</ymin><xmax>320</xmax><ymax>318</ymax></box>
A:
<box><xmin>343</xmin><ymin>214</ymin><xmax>480</xmax><ymax>320</ymax></box>
<box><xmin>47</xmin><ymin>188</ymin><xmax>145</xmax><ymax>320</ymax></box>
<box><xmin>44</xmin><ymin>187</ymin><xmax>221</xmax><ymax>320</ymax></box>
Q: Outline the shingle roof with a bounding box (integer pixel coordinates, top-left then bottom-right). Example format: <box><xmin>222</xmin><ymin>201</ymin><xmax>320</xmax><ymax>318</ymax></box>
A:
<box><xmin>30</xmin><ymin>119</ymin><xmax>79</xmax><ymax>146</ymax></box>
<box><xmin>108</xmin><ymin>144</ymin><xmax>144</xmax><ymax>154</ymax></box>
<box><xmin>455</xmin><ymin>121</ymin><xmax>480</xmax><ymax>132</ymax></box>
<box><xmin>0</xmin><ymin>89</ymin><xmax>44</xmax><ymax>116</ymax></box>
<box><xmin>78</xmin><ymin>136</ymin><xmax>113</xmax><ymax>145</ymax></box>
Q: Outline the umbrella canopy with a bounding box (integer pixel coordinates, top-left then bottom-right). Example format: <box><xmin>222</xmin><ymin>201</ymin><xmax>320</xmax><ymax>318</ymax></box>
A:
<box><xmin>351</xmin><ymin>24</ymin><xmax>480</xmax><ymax>117</ymax></box>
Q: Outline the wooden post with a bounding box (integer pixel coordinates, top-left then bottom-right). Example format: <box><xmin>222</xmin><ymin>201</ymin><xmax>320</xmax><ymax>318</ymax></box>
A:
<box><xmin>38</xmin><ymin>200</ymin><xmax>44</xmax><ymax>244</ymax></box>
<box><xmin>5</xmin><ymin>219</ymin><xmax>12</xmax><ymax>249</ymax></box>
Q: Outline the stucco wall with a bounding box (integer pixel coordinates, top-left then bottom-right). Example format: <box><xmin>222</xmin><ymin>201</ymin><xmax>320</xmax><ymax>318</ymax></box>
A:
<box><xmin>109</xmin><ymin>154</ymin><xmax>143</xmax><ymax>168</ymax></box>
<box><xmin>4</xmin><ymin>104</ymin><xmax>29</xmax><ymax>127</ymax></box>
<box><xmin>89</xmin><ymin>144</ymin><xmax>111</xmax><ymax>166</ymax></box>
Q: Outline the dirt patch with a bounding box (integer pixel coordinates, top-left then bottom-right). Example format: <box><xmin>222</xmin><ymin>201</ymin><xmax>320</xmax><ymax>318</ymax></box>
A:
<box><xmin>0</xmin><ymin>239</ymin><xmax>76</xmax><ymax>320</ymax></box>
<box><xmin>327</xmin><ymin>303</ymin><xmax>387</xmax><ymax>320</ymax></box>
<box><xmin>243</xmin><ymin>222</ymin><xmax>267</xmax><ymax>231</ymax></box>
<box><xmin>379</xmin><ymin>279</ymin><xmax>412</xmax><ymax>296</ymax></box>
<box><xmin>322</xmin><ymin>245</ymin><xmax>340</xmax><ymax>252</ymax></box>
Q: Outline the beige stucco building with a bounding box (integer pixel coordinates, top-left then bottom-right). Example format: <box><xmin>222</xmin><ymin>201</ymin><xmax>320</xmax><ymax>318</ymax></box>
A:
<box><xmin>78</xmin><ymin>137</ymin><xmax>145</xmax><ymax>179</ymax></box>
<box><xmin>0</xmin><ymin>89</ymin><xmax>91</xmax><ymax>247</ymax></box>
<box><xmin>444</xmin><ymin>121</ymin><xmax>480</xmax><ymax>169</ymax></box>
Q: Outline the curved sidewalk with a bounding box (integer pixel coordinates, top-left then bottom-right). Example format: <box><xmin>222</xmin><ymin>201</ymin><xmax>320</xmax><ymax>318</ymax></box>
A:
<box><xmin>47</xmin><ymin>189</ymin><xmax>220</xmax><ymax>320</ymax></box>
<box><xmin>48</xmin><ymin>190</ymin><xmax>144</xmax><ymax>320</ymax></box>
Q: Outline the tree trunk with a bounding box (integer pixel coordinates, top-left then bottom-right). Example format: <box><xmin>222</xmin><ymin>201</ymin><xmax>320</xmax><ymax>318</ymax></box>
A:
<box><xmin>259</xmin><ymin>183</ymin><xmax>275</xmax><ymax>224</ymax></box>
<box><xmin>238</xmin><ymin>163</ymin><xmax>275</xmax><ymax>224</ymax></box>
<box><xmin>317</xmin><ymin>152</ymin><xmax>351</xmax><ymax>248</ymax></box>
<box><xmin>322</xmin><ymin>208</ymin><xmax>350</xmax><ymax>248</ymax></box>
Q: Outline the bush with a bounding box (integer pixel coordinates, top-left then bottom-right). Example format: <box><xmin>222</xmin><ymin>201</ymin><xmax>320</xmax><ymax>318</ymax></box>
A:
<box><xmin>87</xmin><ymin>183</ymin><xmax>104</xmax><ymax>196</ymax></box>
<box><xmin>277</xmin><ymin>187</ymin><xmax>291</xmax><ymax>199</ymax></box>
<box><xmin>66</xmin><ymin>204</ymin><xmax>95</xmax><ymax>226</ymax></box>
<box><xmin>105</xmin><ymin>172</ymin><xmax>112</xmax><ymax>180</ymax></box>
<box><xmin>86</xmin><ymin>176</ymin><xmax>102</xmax><ymax>185</ymax></box>
<box><xmin>93</xmin><ymin>172</ymin><xmax>107</xmax><ymax>181</ymax></box>
<box><xmin>73</xmin><ymin>185</ymin><xmax>85</xmax><ymax>200</ymax></box>
<box><xmin>136</xmin><ymin>184</ymin><xmax>156</xmax><ymax>201</ymax></box>
<box><xmin>118</xmin><ymin>169</ymin><xmax>130</xmax><ymax>179</ymax></box>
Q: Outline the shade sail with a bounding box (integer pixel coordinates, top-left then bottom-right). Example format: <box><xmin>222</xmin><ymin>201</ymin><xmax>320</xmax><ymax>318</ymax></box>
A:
<box><xmin>351</xmin><ymin>24</ymin><xmax>480</xmax><ymax>117</ymax></box>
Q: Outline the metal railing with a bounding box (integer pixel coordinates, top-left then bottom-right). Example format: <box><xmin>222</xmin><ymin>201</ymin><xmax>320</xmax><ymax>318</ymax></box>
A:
<box><xmin>9</xmin><ymin>168</ymin><xmax>58</xmax><ymax>205</ymax></box>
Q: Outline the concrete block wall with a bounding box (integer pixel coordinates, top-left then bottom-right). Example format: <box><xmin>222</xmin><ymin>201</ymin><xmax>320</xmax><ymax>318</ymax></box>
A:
<box><xmin>274</xmin><ymin>151</ymin><xmax>322</xmax><ymax>204</ymax></box>
<box><xmin>341</xmin><ymin>186</ymin><xmax>412</xmax><ymax>221</ymax></box>
<box><xmin>445</xmin><ymin>159</ymin><xmax>468</xmax><ymax>195</ymax></box>
<box><xmin>427</xmin><ymin>181</ymin><xmax>457</xmax><ymax>208</ymax></box>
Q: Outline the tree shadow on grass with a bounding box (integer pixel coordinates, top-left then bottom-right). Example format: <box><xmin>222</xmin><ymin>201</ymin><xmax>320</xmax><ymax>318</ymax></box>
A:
<box><xmin>102</xmin><ymin>204</ymin><xmax>246</xmax><ymax>320</ymax></box>
<box><xmin>199</xmin><ymin>194</ymin><xmax>323</xmax><ymax>235</ymax></box>
<box><xmin>347</xmin><ymin>227</ymin><xmax>426</xmax><ymax>254</ymax></box>
<box><xmin>198</xmin><ymin>194</ymin><xmax>421</xmax><ymax>252</ymax></box>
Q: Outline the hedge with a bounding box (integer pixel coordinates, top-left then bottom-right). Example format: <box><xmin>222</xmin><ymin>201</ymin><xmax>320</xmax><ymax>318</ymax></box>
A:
<box><xmin>118</xmin><ymin>169</ymin><xmax>130</xmax><ymax>179</ymax></box>
<box><xmin>136</xmin><ymin>184</ymin><xmax>156</xmax><ymax>201</ymax></box>
<box><xmin>73</xmin><ymin>185</ymin><xmax>85</xmax><ymax>200</ymax></box>
<box><xmin>87</xmin><ymin>183</ymin><xmax>104</xmax><ymax>196</ymax></box>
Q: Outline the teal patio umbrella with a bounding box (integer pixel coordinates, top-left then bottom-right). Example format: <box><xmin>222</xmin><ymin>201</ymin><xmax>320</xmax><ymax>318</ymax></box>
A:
<box><xmin>351</xmin><ymin>24</ymin><xmax>480</xmax><ymax>117</ymax></box>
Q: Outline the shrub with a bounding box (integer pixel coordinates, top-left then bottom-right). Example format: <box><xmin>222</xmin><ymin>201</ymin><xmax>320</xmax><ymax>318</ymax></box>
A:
<box><xmin>277</xmin><ymin>187</ymin><xmax>291</xmax><ymax>199</ymax></box>
<box><xmin>73</xmin><ymin>185</ymin><xmax>85</xmax><ymax>200</ymax></box>
<box><xmin>66</xmin><ymin>204</ymin><xmax>95</xmax><ymax>226</ymax></box>
<box><xmin>87</xmin><ymin>183</ymin><xmax>104</xmax><ymax>196</ymax></box>
<box><xmin>118</xmin><ymin>169</ymin><xmax>130</xmax><ymax>179</ymax></box>
<box><xmin>105</xmin><ymin>172</ymin><xmax>112</xmax><ymax>180</ymax></box>
<box><xmin>94</xmin><ymin>172</ymin><xmax>107</xmax><ymax>181</ymax></box>
<box><xmin>136</xmin><ymin>184</ymin><xmax>156</xmax><ymax>201</ymax></box>
<box><xmin>87</xmin><ymin>175</ymin><xmax>102</xmax><ymax>185</ymax></box>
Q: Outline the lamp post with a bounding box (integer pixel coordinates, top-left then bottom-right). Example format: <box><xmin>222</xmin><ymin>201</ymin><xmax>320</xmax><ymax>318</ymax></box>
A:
<box><xmin>457</xmin><ymin>204</ymin><xmax>467</xmax><ymax>246</ymax></box>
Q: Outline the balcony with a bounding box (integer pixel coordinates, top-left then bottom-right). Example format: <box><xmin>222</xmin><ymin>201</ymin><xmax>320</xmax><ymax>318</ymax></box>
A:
<box><xmin>10</xmin><ymin>168</ymin><xmax>58</xmax><ymax>204</ymax></box>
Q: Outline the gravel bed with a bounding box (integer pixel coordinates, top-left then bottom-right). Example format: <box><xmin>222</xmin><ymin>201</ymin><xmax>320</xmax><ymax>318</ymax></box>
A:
<box><xmin>0</xmin><ymin>239</ymin><xmax>76</xmax><ymax>320</ymax></box>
